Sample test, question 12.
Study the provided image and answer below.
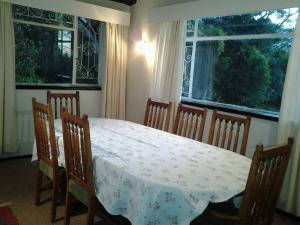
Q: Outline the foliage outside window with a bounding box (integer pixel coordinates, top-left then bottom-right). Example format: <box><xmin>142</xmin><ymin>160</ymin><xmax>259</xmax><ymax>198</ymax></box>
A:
<box><xmin>182</xmin><ymin>8</ymin><xmax>298</xmax><ymax>114</ymax></box>
<box><xmin>13</xmin><ymin>5</ymin><xmax>105</xmax><ymax>86</ymax></box>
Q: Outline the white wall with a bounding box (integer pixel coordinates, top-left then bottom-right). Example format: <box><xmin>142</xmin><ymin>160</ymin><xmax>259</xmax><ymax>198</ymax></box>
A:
<box><xmin>126</xmin><ymin>0</ymin><xmax>287</xmax><ymax>158</ymax></box>
<box><xmin>77</xmin><ymin>0</ymin><xmax>130</xmax><ymax>12</ymax></box>
<box><xmin>15</xmin><ymin>89</ymin><xmax>101</xmax><ymax>156</ymax></box>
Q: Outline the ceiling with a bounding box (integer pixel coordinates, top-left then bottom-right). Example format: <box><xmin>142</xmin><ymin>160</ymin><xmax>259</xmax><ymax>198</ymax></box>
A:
<box><xmin>110</xmin><ymin>0</ymin><xmax>137</xmax><ymax>5</ymax></box>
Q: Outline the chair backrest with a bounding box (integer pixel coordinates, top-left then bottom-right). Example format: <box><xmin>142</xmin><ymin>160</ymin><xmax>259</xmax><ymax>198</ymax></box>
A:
<box><xmin>208</xmin><ymin>110</ymin><xmax>251</xmax><ymax>155</ymax></box>
<box><xmin>61</xmin><ymin>111</ymin><xmax>94</xmax><ymax>193</ymax></box>
<box><xmin>143</xmin><ymin>98</ymin><xmax>173</xmax><ymax>131</ymax></box>
<box><xmin>32</xmin><ymin>98</ymin><xmax>58</xmax><ymax>167</ymax></box>
<box><xmin>173</xmin><ymin>104</ymin><xmax>208</xmax><ymax>141</ymax></box>
<box><xmin>239</xmin><ymin>138</ymin><xmax>293</xmax><ymax>225</ymax></box>
<box><xmin>47</xmin><ymin>91</ymin><xmax>80</xmax><ymax>119</ymax></box>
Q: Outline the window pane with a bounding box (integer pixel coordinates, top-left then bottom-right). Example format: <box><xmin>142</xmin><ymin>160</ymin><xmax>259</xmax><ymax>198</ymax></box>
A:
<box><xmin>197</xmin><ymin>8</ymin><xmax>298</xmax><ymax>37</ymax></box>
<box><xmin>76</xmin><ymin>18</ymin><xmax>105</xmax><ymax>85</ymax></box>
<box><xmin>13</xmin><ymin>5</ymin><xmax>74</xmax><ymax>28</ymax></box>
<box><xmin>15</xmin><ymin>23</ymin><xmax>74</xmax><ymax>84</ymax></box>
<box><xmin>186</xmin><ymin>20</ymin><xmax>195</xmax><ymax>37</ymax></box>
<box><xmin>189</xmin><ymin>38</ymin><xmax>291</xmax><ymax>112</ymax></box>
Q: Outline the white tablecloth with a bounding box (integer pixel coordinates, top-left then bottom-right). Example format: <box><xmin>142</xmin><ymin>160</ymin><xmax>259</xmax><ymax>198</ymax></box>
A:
<box><xmin>32</xmin><ymin>118</ymin><xmax>251</xmax><ymax>225</ymax></box>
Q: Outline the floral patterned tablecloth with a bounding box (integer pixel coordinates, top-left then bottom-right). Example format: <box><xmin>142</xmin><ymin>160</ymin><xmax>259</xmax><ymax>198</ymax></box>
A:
<box><xmin>32</xmin><ymin>118</ymin><xmax>251</xmax><ymax>225</ymax></box>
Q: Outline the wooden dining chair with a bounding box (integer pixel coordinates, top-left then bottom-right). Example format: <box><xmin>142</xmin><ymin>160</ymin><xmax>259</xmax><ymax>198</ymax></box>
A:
<box><xmin>208</xmin><ymin>110</ymin><xmax>251</xmax><ymax>155</ymax></box>
<box><xmin>32</xmin><ymin>98</ymin><xmax>62</xmax><ymax>222</ymax></box>
<box><xmin>61</xmin><ymin>112</ymin><xmax>131</xmax><ymax>225</ymax></box>
<box><xmin>193</xmin><ymin>138</ymin><xmax>293</xmax><ymax>225</ymax></box>
<box><xmin>143</xmin><ymin>98</ymin><xmax>173</xmax><ymax>131</ymax></box>
<box><xmin>173</xmin><ymin>104</ymin><xmax>208</xmax><ymax>141</ymax></box>
<box><xmin>47</xmin><ymin>91</ymin><xmax>80</xmax><ymax>119</ymax></box>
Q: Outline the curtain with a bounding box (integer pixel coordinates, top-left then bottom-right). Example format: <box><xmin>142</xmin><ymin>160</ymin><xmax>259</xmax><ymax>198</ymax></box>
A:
<box><xmin>150</xmin><ymin>20</ymin><xmax>185</xmax><ymax>130</ymax></box>
<box><xmin>0</xmin><ymin>1</ymin><xmax>17</xmax><ymax>155</ymax></box>
<box><xmin>277</xmin><ymin>14</ymin><xmax>300</xmax><ymax>217</ymax></box>
<box><xmin>101</xmin><ymin>23</ymin><xmax>128</xmax><ymax>120</ymax></box>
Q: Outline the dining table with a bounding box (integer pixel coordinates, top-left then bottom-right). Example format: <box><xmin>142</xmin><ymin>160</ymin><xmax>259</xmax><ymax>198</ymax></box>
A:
<box><xmin>32</xmin><ymin>118</ymin><xmax>251</xmax><ymax>225</ymax></box>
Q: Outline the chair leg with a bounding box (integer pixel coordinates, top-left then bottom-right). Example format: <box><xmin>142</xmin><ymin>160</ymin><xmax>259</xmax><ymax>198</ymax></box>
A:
<box><xmin>87</xmin><ymin>199</ymin><xmax>95</xmax><ymax>225</ymax></box>
<box><xmin>35</xmin><ymin>169</ymin><xmax>43</xmax><ymax>206</ymax></box>
<box><xmin>51</xmin><ymin>180</ymin><xmax>58</xmax><ymax>223</ymax></box>
<box><xmin>64</xmin><ymin>192</ymin><xmax>73</xmax><ymax>225</ymax></box>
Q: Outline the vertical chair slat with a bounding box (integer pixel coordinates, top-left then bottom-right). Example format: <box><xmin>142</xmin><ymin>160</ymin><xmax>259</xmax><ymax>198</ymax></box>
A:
<box><xmin>215</xmin><ymin>119</ymin><xmax>222</xmax><ymax>146</ymax></box>
<box><xmin>79</xmin><ymin>128</ymin><xmax>86</xmax><ymax>181</ymax></box>
<box><xmin>192</xmin><ymin>116</ymin><xmax>199</xmax><ymax>140</ymax></box>
<box><xmin>220</xmin><ymin>120</ymin><xmax>228</xmax><ymax>148</ymax></box>
<box><xmin>226</xmin><ymin>123</ymin><xmax>234</xmax><ymax>150</ymax></box>
<box><xmin>158</xmin><ymin>109</ymin><xmax>164</xmax><ymax>130</ymax></box>
<box><xmin>155</xmin><ymin>106</ymin><xmax>161</xmax><ymax>129</ymax></box>
<box><xmin>155</xmin><ymin>107</ymin><xmax>162</xmax><ymax>129</ymax></box>
<box><xmin>186</xmin><ymin>114</ymin><xmax>194</xmax><ymax>138</ymax></box>
<box><xmin>240</xmin><ymin>117</ymin><xmax>251</xmax><ymax>155</ymax></box>
<box><xmin>147</xmin><ymin>105</ymin><xmax>153</xmax><ymax>127</ymax></box>
<box><xmin>60</xmin><ymin>97</ymin><xmax>63</xmax><ymax>118</ymax></box>
<box><xmin>42</xmin><ymin>113</ymin><xmax>50</xmax><ymax>158</ymax></box>
<box><xmin>65</xmin><ymin>97</ymin><xmax>69</xmax><ymax>115</ymax></box>
<box><xmin>152</xmin><ymin>106</ymin><xmax>158</xmax><ymax>128</ymax></box>
<box><xmin>74</xmin><ymin>125</ymin><xmax>83</xmax><ymax>179</ymax></box>
<box><xmin>233</xmin><ymin>125</ymin><xmax>240</xmax><ymax>153</ymax></box>
<box><xmin>54</xmin><ymin>98</ymin><xmax>58</xmax><ymax>119</ymax></box>
<box><xmin>143</xmin><ymin>98</ymin><xmax>151</xmax><ymax>126</ymax></box>
<box><xmin>182</xmin><ymin>112</ymin><xmax>189</xmax><ymax>137</ymax></box>
<box><xmin>197</xmin><ymin>110</ymin><xmax>207</xmax><ymax>142</ymax></box>
<box><xmin>177</xmin><ymin>112</ymin><xmax>184</xmax><ymax>135</ymax></box>
<box><xmin>164</xmin><ymin>102</ymin><xmax>173</xmax><ymax>132</ymax></box>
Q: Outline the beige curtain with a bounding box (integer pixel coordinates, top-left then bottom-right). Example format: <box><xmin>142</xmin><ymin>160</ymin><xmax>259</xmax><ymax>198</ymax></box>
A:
<box><xmin>101</xmin><ymin>23</ymin><xmax>128</xmax><ymax>120</ymax></box>
<box><xmin>150</xmin><ymin>20</ymin><xmax>185</xmax><ymax>130</ymax></box>
<box><xmin>277</xmin><ymin>13</ymin><xmax>300</xmax><ymax>217</ymax></box>
<box><xmin>0</xmin><ymin>1</ymin><xmax>17</xmax><ymax>154</ymax></box>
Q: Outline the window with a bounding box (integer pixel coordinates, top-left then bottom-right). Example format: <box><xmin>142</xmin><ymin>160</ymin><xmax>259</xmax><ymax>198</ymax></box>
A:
<box><xmin>182</xmin><ymin>8</ymin><xmax>298</xmax><ymax>115</ymax></box>
<box><xmin>13</xmin><ymin>5</ymin><xmax>105</xmax><ymax>86</ymax></box>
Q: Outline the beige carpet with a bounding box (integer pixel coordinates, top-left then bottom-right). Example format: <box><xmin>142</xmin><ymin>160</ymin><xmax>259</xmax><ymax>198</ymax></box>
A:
<box><xmin>0</xmin><ymin>158</ymin><xmax>299</xmax><ymax>225</ymax></box>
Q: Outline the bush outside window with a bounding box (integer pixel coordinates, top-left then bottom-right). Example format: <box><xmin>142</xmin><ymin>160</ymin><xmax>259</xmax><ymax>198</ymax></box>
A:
<box><xmin>182</xmin><ymin>8</ymin><xmax>298</xmax><ymax>114</ymax></box>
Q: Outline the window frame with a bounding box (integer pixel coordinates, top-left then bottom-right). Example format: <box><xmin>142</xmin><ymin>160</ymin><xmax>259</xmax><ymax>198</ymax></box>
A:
<box><xmin>16</xmin><ymin>83</ymin><xmax>101</xmax><ymax>90</ymax></box>
<box><xmin>181</xmin><ymin>98</ymin><xmax>279</xmax><ymax>121</ymax></box>
<box><xmin>182</xmin><ymin>17</ymin><xmax>295</xmax><ymax>120</ymax></box>
<box><xmin>13</xmin><ymin>8</ymin><xmax>103</xmax><ymax>89</ymax></box>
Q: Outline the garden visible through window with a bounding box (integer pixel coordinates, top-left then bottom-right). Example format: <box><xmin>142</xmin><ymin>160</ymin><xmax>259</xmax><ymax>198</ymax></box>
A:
<box><xmin>13</xmin><ymin>4</ymin><xmax>105</xmax><ymax>86</ymax></box>
<box><xmin>182</xmin><ymin>8</ymin><xmax>298</xmax><ymax>114</ymax></box>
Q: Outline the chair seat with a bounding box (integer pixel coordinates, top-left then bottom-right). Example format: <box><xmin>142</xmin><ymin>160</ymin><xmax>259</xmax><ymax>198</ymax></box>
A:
<box><xmin>207</xmin><ymin>201</ymin><xmax>240</xmax><ymax>218</ymax></box>
<box><xmin>39</xmin><ymin>160</ymin><xmax>53</xmax><ymax>180</ymax></box>
<box><xmin>192</xmin><ymin>201</ymin><xmax>242</xmax><ymax>225</ymax></box>
<box><xmin>38</xmin><ymin>162</ymin><xmax>66</xmax><ymax>205</ymax></box>
<box><xmin>95</xmin><ymin>201</ymin><xmax>131</xmax><ymax>225</ymax></box>
<box><xmin>69</xmin><ymin>180</ymin><xmax>89</xmax><ymax>206</ymax></box>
